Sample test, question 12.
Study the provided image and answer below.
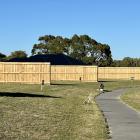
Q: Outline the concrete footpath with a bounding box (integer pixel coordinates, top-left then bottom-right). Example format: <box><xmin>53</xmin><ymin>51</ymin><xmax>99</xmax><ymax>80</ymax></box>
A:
<box><xmin>96</xmin><ymin>89</ymin><xmax>140</xmax><ymax>140</ymax></box>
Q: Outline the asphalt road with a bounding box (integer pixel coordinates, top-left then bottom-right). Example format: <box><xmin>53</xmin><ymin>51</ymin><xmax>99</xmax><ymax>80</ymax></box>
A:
<box><xmin>96</xmin><ymin>89</ymin><xmax>140</xmax><ymax>140</ymax></box>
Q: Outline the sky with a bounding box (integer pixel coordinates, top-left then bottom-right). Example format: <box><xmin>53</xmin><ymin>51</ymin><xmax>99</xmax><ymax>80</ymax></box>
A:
<box><xmin>0</xmin><ymin>0</ymin><xmax>140</xmax><ymax>60</ymax></box>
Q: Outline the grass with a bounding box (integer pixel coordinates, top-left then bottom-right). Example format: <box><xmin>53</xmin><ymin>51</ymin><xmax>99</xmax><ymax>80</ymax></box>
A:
<box><xmin>0</xmin><ymin>82</ymin><xmax>108</xmax><ymax>140</ymax></box>
<box><xmin>104</xmin><ymin>80</ymin><xmax>140</xmax><ymax>112</ymax></box>
<box><xmin>121</xmin><ymin>87</ymin><xmax>140</xmax><ymax>111</ymax></box>
<box><xmin>101</xmin><ymin>80</ymin><xmax>140</xmax><ymax>91</ymax></box>
<box><xmin>1</xmin><ymin>80</ymin><xmax>140</xmax><ymax>140</ymax></box>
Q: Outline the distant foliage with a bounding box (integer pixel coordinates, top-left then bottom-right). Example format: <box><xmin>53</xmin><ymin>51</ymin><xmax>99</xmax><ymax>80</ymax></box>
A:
<box><xmin>112</xmin><ymin>57</ymin><xmax>140</xmax><ymax>67</ymax></box>
<box><xmin>32</xmin><ymin>34</ymin><xmax>113</xmax><ymax>66</ymax></box>
<box><xmin>7</xmin><ymin>50</ymin><xmax>28</xmax><ymax>60</ymax></box>
<box><xmin>0</xmin><ymin>52</ymin><xmax>6</xmax><ymax>61</ymax></box>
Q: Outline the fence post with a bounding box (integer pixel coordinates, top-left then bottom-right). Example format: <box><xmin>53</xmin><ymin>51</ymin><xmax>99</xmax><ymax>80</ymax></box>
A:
<box><xmin>41</xmin><ymin>80</ymin><xmax>45</xmax><ymax>91</ymax></box>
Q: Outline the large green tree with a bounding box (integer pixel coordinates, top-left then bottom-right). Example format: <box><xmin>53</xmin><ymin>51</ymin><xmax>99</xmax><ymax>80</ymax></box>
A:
<box><xmin>32</xmin><ymin>35</ymin><xmax>70</xmax><ymax>55</ymax></box>
<box><xmin>32</xmin><ymin>34</ymin><xmax>113</xmax><ymax>66</ymax></box>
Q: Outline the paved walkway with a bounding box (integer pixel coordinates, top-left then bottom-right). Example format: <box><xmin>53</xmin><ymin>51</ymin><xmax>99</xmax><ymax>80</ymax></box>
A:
<box><xmin>96</xmin><ymin>89</ymin><xmax>140</xmax><ymax>140</ymax></box>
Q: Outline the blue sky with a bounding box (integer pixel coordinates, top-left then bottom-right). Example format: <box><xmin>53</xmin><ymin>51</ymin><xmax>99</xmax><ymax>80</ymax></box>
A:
<box><xmin>0</xmin><ymin>0</ymin><xmax>140</xmax><ymax>60</ymax></box>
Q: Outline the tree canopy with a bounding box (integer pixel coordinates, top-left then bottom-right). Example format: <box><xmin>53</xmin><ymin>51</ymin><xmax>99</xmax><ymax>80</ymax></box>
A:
<box><xmin>8</xmin><ymin>50</ymin><xmax>28</xmax><ymax>60</ymax></box>
<box><xmin>32</xmin><ymin>34</ymin><xmax>112</xmax><ymax>66</ymax></box>
<box><xmin>112</xmin><ymin>57</ymin><xmax>140</xmax><ymax>67</ymax></box>
<box><xmin>0</xmin><ymin>52</ymin><xmax>6</xmax><ymax>61</ymax></box>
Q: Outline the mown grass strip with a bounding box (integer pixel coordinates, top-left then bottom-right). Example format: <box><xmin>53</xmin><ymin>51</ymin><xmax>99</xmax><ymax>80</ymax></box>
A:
<box><xmin>0</xmin><ymin>82</ymin><xmax>108</xmax><ymax>140</ymax></box>
<box><xmin>121</xmin><ymin>87</ymin><xmax>140</xmax><ymax>111</ymax></box>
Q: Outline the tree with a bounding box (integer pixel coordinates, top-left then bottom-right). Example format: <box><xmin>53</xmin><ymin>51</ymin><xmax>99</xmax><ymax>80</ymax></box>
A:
<box><xmin>31</xmin><ymin>34</ymin><xmax>113</xmax><ymax>66</ymax></box>
<box><xmin>92</xmin><ymin>44</ymin><xmax>112</xmax><ymax>66</ymax></box>
<box><xmin>112</xmin><ymin>57</ymin><xmax>140</xmax><ymax>67</ymax></box>
<box><xmin>0</xmin><ymin>52</ymin><xmax>6</xmax><ymax>61</ymax></box>
<box><xmin>31</xmin><ymin>35</ymin><xmax>69</xmax><ymax>55</ymax></box>
<box><xmin>8</xmin><ymin>50</ymin><xmax>28</xmax><ymax>60</ymax></box>
<box><xmin>70</xmin><ymin>34</ymin><xmax>87</xmax><ymax>60</ymax></box>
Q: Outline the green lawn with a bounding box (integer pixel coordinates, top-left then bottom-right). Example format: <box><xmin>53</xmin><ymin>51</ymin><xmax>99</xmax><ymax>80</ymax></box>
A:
<box><xmin>0</xmin><ymin>82</ymin><xmax>108</xmax><ymax>140</ymax></box>
<box><xmin>1</xmin><ymin>80</ymin><xmax>140</xmax><ymax>140</ymax></box>
<box><xmin>101</xmin><ymin>80</ymin><xmax>140</xmax><ymax>91</ymax></box>
<box><xmin>104</xmin><ymin>80</ymin><xmax>140</xmax><ymax>112</ymax></box>
<box><xmin>121</xmin><ymin>87</ymin><xmax>140</xmax><ymax>111</ymax></box>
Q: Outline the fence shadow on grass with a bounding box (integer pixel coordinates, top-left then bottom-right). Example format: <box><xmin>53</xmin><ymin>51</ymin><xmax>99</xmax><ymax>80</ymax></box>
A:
<box><xmin>104</xmin><ymin>90</ymin><xmax>112</xmax><ymax>92</ymax></box>
<box><xmin>98</xmin><ymin>80</ymin><xmax>116</xmax><ymax>83</ymax></box>
<box><xmin>51</xmin><ymin>83</ymin><xmax>77</xmax><ymax>86</ymax></box>
<box><xmin>0</xmin><ymin>92</ymin><xmax>62</xmax><ymax>98</ymax></box>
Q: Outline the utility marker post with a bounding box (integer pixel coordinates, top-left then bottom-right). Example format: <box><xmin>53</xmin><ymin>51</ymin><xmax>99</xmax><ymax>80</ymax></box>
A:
<box><xmin>41</xmin><ymin>80</ymin><xmax>45</xmax><ymax>91</ymax></box>
<box><xmin>79</xmin><ymin>77</ymin><xmax>82</xmax><ymax>82</ymax></box>
<box><xmin>130</xmin><ymin>77</ymin><xmax>134</xmax><ymax>88</ymax></box>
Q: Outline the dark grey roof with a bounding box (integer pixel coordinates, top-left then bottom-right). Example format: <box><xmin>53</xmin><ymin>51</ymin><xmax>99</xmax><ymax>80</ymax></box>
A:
<box><xmin>8</xmin><ymin>54</ymin><xmax>85</xmax><ymax>65</ymax></box>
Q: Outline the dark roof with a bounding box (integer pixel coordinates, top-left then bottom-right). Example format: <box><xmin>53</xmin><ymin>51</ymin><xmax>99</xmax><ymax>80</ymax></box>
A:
<box><xmin>7</xmin><ymin>57</ymin><xmax>28</xmax><ymax>62</ymax></box>
<box><xmin>7</xmin><ymin>54</ymin><xmax>85</xmax><ymax>65</ymax></box>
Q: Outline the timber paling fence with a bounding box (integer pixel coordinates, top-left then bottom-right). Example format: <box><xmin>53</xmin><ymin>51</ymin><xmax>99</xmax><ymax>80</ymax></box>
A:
<box><xmin>98</xmin><ymin>67</ymin><xmax>140</xmax><ymax>80</ymax></box>
<box><xmin>0</xmin><ymin>62</ymin><xmax>140</xmax><ymax>84</ymax></box>
<box><xmin>0</xmin><ymin>63</ymin><xmax>98</xmax><ymax>84</ymax></box>
<box><xmin>0</xmin><ymin>62</ymin><xmax>51</xmax><ymax>84</ymax></box>
<box><xmin>51</xmin><ymin>65</ymin><xmax>98</xmax><ymax>82</ymax></box>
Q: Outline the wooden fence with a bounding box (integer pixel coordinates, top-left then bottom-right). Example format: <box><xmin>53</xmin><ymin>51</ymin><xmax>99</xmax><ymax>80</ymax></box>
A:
<box><xmin>2</xmin><ymin>63</ymin><xmax>140</xmax><ymax>84</ymax></box>
<box><xmin>0</xmin><ymin>62</ymin><xmax>51</xmax><ymax>84</ymax></box>
<box><xmin>98</xmin><ymin>67</ymin><xmax>140</xmax><ymax>80</ymax></box>
<box><xmin>51</xmin><ymin>65</ymin><xmax>98</xmax><ymax>82</ymax></box>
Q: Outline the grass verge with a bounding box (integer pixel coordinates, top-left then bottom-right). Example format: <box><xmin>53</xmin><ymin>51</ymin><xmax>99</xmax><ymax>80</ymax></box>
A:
<box><xmin>0</xmin><ymin>82</ymin><xmax>108</xmax><ymax>140</ymax></box>
<box><xmin>1</xmin><ymin>80</ymin><xmax>140</xmax><ymax>139</ymax></box>
<box><xmin>121</xmin><ymin>87</ymin><xmax>140</xmax><ymax>111</ymax></box>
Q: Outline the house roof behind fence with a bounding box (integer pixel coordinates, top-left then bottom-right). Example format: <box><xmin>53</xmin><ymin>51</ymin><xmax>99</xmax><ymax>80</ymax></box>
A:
<box><xmin>8</xmin><ymin>53</ymin><xmax>85</xmax><ymax>65</ymax></box>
